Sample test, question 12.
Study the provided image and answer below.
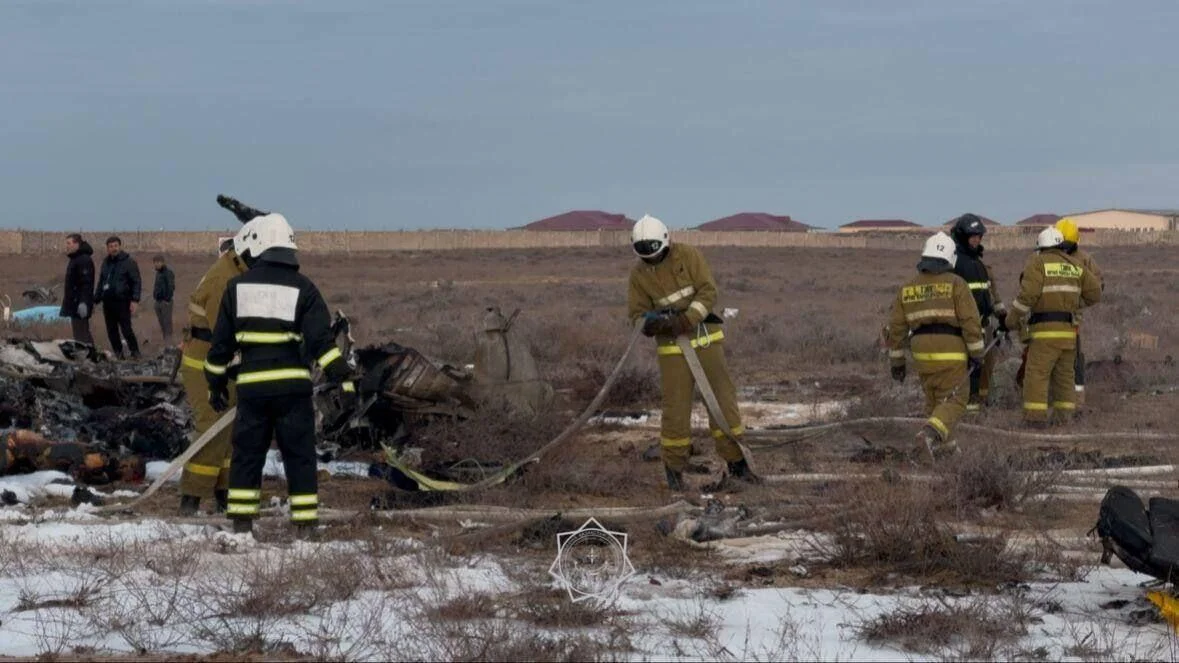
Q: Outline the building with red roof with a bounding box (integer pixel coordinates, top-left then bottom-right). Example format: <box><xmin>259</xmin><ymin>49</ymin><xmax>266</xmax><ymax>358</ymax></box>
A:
<box><xmin>518</xmin><ymin>210</ymin><xmax>635</xmax><ymax>231</ymax></box>
<box><xmin>694</xmin><ymin>212</ymin><xmax>815</xmax><ymax>232</ymax></box>
<box><xmin>942</xmin><ymin>214</ymin><xmax>1002</xmax><ymax>229</ymax></box>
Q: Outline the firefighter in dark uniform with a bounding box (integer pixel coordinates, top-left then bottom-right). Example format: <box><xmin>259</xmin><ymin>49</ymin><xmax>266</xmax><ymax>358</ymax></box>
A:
<box><xmin>948</xmin><ymin>214</ymin><xmax>1007</xmax><ymax>411</ymax></box>
<box><xmin>204</xmin><ymin>213</ymin><xmax>354</xmax><ymax>534</ymax></box>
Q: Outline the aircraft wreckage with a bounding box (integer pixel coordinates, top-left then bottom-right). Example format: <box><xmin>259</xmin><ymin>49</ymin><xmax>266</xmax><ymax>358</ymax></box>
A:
<box><xmin>0</xmin><ymin>306</ymin><xmax>554</xmax><ymax>501</ymax></box>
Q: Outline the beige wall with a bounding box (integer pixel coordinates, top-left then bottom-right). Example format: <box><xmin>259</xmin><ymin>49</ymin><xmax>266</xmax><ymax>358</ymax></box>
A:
<box><xmin>1067</xmin><ymin>210</ymin><xmax>1176</xmax><ymax>232</ymax></box>
<box><xmin>3</xmin><ymin>227</ymin><xmax>1179</xmax><ymax>255</ymax></box>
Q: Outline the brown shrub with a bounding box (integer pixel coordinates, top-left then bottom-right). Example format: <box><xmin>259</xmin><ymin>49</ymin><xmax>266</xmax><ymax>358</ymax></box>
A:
<box><xmin>856</xmin><ymin>594</ymin><xmax>1034</xmax><ymax>658</ymax></box>
<box><xmin>817</xmin><ymin>481</ymin><xmax>1027</xmax><ymax>585</ymax></box>
<box><xmin>947</xmin><ymin>443</ymin><xmax>1060</xmax><ymax>512</ymax></box>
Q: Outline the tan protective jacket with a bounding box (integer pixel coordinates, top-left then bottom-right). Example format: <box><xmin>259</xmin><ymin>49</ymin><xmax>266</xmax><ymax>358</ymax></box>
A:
<box><xmin>1006</xmin><ymin>248</ymin><xmax>1101</xmax><ymax>342</ymax></box>
<box><xmin>1071</xmin><ymin>248</ymin><xmax>1103</xmax><ymax>325</ymax></box>
<box><xmin>182</xmin><ymin>250</ymin><xmax>247</xmax><ymax>364</ymax></box>
<box><xmin>627</xmin><ymin>244</ymin><xmax>722</xmax><ymax>355</ymax></box>
<box><xmin>887</xmin><ymin>270</ymin><xmax>985</xmax><ymax>368</ymax></box>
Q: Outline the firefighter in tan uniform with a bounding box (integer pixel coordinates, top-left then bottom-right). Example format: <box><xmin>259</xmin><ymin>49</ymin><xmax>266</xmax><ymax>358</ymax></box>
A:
<box><xmin>626</xmin><ymin>214</ymin><xmax>759</xmax><ymax>491</ymax></box>
<box><xmin>1055</xmin><ymin>217</ymin><xmax>1103</xmax><ymax>409</ymax></box>
<box><xmin>887</xmin><ymin>232</ymin><xmax>985</xmax><ymax>460</ymax></box>
<box><xmin>177</xmin><ymin>233</ymin><xmax>251</xmax><ymax>515</ymax></box>
<box><xmin>1005</xmin><ymin>227</ymin><xmax>1102</xmax><ymax>426</ymax></box>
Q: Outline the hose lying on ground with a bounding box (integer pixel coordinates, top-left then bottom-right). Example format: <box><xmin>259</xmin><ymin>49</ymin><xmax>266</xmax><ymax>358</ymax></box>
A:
<box><xmin>384</xmin><ymin>319</ymin><xmax>647</xmax><ymax>493</ymax></box>
<box><xmin>739</xmin><ymin>416</ymin><xmax>1179</xmax><ymax>447</ymax></box>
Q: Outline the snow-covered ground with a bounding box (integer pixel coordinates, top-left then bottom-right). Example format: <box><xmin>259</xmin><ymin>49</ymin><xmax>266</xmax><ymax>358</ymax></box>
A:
<box><xmin>0</xmin><ymin>500</ymin><xmax>1175</xmax><ymax>660</ymax></box>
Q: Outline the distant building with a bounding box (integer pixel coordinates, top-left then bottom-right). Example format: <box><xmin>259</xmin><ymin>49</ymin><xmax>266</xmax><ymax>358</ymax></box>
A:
<box><xmin>1014</xmin><ymin>214</ymin><xmax>1061</xmax><ymax>230</ymax></box>
<box><xmin>694</xmin><ymin>212</ymin><xmax>815</xmax><ymax>232</ymax></box>
<box><xmin>517</xmin><ymin>210</ymin><xmax>636</xmax><ymax>231</ymax></box>
<box><xmin>1064</xmin><ymin>208</ymin><xmax>1179</xmax><ymax>232</ymax></box>
<box><xmin>942</xmin><ymin>214</ymin><xmax>1002</xmax><ymax>230</ymax></box>
<box><xmin>838</xmin><ymin>219</ymin><xmax>922</xmax><ymax>233</ymax></box>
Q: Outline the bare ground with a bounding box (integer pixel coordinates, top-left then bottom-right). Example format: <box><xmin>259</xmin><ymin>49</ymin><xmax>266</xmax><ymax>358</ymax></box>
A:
<box><xmin>2</xmin><ymin>245</ymin><xmax>1176</xmax><ymax>600</ymax></box>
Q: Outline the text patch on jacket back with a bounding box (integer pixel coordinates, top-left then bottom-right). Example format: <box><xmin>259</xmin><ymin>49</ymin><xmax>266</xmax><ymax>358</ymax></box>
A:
<box><xmin>901</xmin><ymin>283</ymin><xmax>953</xmax><ymax>304</ymax></box>
<box><xmin>1043</xmin><ymin>263</ymin><xmax>1083</xmax><ymax>279</ymax></box>
<box><xmin>236</xmin><ymin>284</ymin><xmax>299</xmax><ymax>321</ymax></box>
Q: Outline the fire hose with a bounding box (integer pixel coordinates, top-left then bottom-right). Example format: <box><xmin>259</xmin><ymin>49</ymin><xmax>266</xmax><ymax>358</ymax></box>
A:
<box><xmin>381</xmin><ymin>318</ymin><xmax>647</xmax><ymax>492</ymax></box>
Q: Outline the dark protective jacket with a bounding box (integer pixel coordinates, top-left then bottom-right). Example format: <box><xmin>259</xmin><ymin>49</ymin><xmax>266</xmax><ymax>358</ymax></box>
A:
<box><xmin>951</xmin><ymin>241</ymin><xmax>1003</xmax><ymax>321</ymax></box>
<box><xmin>153</xmin><ymin>265</ymin><xmax>175</xmax><ymax>302</ymax></box>
<box><xmin>95</xmin><ymin>251</ymin><xmax>142</xmax><ymax>302</ymax></box>
<box><xmin>60</xmin><ymin>241</ymin><xmax>95</xmax><ymax>318</ymax></box>
<box><xmin>204</xmin><ymin>254</ymin><xmax>350</xmax><ymax>400</ymax></box>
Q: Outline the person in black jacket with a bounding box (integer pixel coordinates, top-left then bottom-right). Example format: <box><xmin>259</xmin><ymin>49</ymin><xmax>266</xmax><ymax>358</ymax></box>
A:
<box><xmin>60</xmin><ymin>233</ymin><xmax>95</xmax><ymax>345</ymax></box>
<box><xmin>152</xmin><ymin>255</ymin><xmax>176</xmax><ymax>346</ymax></box>
<box><xmin>949</xmin><ymin>214</ymin><xmax>1007</xmax><ymax>411</ymax></box>
<box><xmin>94</xmin><ymin>236</ymin><xmax>142</xmax><ymax>359</ymax></box>
<box><xmin>204</xmin><ymin>214</ymin><xmax>354</xmax><ymax>536</ymax></box>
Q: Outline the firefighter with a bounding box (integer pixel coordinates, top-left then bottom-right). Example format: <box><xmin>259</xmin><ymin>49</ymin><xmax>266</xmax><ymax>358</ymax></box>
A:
<box><xmin>1005</xmin><ymin>227</ymin><xmax>1101</xmax><ymax>427</ymax></box>
<box><xmin>626</xmin><ymin>214</ymin><xmax>759</xmax><ymax>491</ymax></box>
<box><xmin>887</xmin><ymin>232</ymin><xmax>985</xmax><ymax>460</ymax></box>
<box><xmin>1055</xmin><ymin>217</ymin><xmax>1103</xmax><ymax>410</ymax></box>
<box><xmin>204</xmin><ymin>213</ymin><xmax>354</xmax><ymax>534</ymax></box>
<box><xmin>176</xmin><ymin>229</ymin><xmax>253</xmax><ymax>516</ymax></box>
<box><xmin>948</xmin><ymin>213</ymin><xmax>1007</xmax><ymax>411</ymax></box>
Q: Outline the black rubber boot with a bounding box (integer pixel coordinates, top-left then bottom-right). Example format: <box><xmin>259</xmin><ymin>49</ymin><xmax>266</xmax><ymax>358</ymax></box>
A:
<box><xmin>214</xmin><ymin>489</ymin><xmax>229</xmax><ymax>513</ymax></box>
<box><xmin>179</xmin><ymin>495</ymin><xmax>200</xmax><ymax>517</ymax></box>
<box><xmin>726</xmin><ymin>458</ymin><xmax>763</xmax><ymax>485</ymax></box>
<box><xmin>665</xmin><ymin>466</ymin><xmax>685</xmax><ymax>492</ymax></box>
<box><xmin>232</xmin><ymin>518</ymin><xmax>254</xmax><ymax>535</ymax></box>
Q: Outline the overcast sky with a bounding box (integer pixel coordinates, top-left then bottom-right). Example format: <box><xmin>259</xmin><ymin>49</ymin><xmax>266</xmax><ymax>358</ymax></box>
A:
<box><xmin>2</xmin><ymin>0</ymin><xmax>1175</xmax><ymax>231</ymax></box>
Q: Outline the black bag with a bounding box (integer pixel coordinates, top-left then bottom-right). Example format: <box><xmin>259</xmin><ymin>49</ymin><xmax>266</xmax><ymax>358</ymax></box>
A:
<box><xmin>1096</xmin><ymin>486</ymin><xmax>1154</xmax><ymax>576</ymax></box>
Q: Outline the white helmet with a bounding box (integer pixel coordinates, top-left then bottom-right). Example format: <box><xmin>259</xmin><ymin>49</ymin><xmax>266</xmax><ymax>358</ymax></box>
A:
<box><xmin>631</xmin><ymin>214</ymin><xmax>670</xmax><ymax>258</ymax></box>
<box><xmin>231</xmin><ymin>219</ymin><xmax>257</xmax><ymax>258</ymax></box>
<box><xmin>921</xmin><ymin>231</ymin><xmax>957</xmax><ymax>267</ymax></box>
<box><xmin>1036</xmin><ymin>226</ymin><xmax>1064</xmax><ymax>250</ymax></box>
<box><xmin>242</xmin><ymin>213</ymin><xmax>297</xmax><ymax>259</ymax></box>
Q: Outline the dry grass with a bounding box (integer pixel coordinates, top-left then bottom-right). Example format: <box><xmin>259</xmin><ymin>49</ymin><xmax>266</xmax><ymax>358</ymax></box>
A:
<box><xmin>2</xmin><ymin>244</ymin><xmax>1175</xmax><ymax>659</ymax></box>
<box><xmin>815</xmin><ymin>481</ymin><xmax>1028</xmax><ymax>586</ymax></box>
<box><xmin>856</xmin><ymin>594</ymin><xmax>1035</xmax><ymax>658</ymax></box>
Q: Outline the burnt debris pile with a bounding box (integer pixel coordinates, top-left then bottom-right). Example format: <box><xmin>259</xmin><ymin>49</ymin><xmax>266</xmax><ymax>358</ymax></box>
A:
<box><xmin>0</xmin><ymin>338</ymin><xmax>188</xmax><ymax>484</ymax></box>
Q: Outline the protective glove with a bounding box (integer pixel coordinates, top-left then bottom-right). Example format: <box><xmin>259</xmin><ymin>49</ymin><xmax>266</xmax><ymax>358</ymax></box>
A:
<box><xmin>968</xmin><ymin>357</ymin><xmax>983</xmax><ymax>374</ymax></box>
<box><xmin>641</xmin><ymin>314</ymin><xmax>674</xmax><ymax>337</ymax></box>
<box><xmin>76</xmin><ymin>303</ymin><xmax>88</xmax><ymax>319</ymax></box>
<box><xmin>670</xmin><ymin>313</ymin><xmax>695</xmax><ymax>336</ymax></box>
<box><xmin>995</xmin><ymin>315</ymin><xmax>1009</xmax><ymax>335</ymax></box>
<box><xmin>1004</xmin><ymin>312</ymin><xmax>1019</xmax><ymax>335</ymax></box>
<box><xmin>890</xmin><ymin>365</ymin><xmax>906</xmax><ymax>383</ymax></box>
<box><xmin>208</xmin><ymin>385</ymin><xmax>230</xmax><ymax>413</ymax></box>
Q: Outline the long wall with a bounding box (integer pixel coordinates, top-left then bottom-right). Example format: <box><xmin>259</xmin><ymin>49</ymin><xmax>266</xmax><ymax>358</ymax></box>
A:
<box><xmin>4</xmin><ymin>228</ymin><xmax>1177</xmax><ymax>255</ymax></box>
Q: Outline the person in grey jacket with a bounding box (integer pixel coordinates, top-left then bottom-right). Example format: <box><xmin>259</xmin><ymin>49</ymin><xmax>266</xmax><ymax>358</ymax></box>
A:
<box><xmin>60</xmin><ymin>233</ymin><xmax>95</xmax><ymax>345</ymax></box>
<box><xmin>94</xmin><ymin>236</ymin><xmax>142</xmax><ymax>359</ymax></box>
